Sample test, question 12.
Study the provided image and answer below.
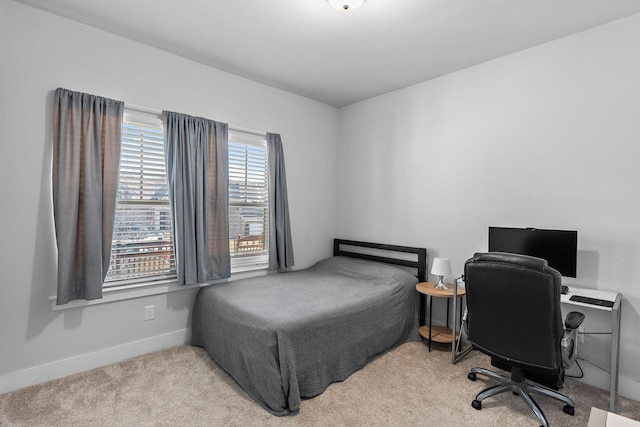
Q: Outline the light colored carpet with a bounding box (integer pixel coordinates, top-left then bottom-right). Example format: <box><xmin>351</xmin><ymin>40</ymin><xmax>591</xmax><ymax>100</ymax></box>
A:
<box><xmin>1</xmin><ymin>341</ymin><xmax>639</xmax><ymax>426</ymax></box>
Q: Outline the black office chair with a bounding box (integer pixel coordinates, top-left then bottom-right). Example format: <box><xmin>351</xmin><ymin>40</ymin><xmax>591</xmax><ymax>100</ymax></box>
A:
<box><xmin>464</xmin><ymin>252</ymin><xmax>585</xmax><ymax>427</ymax></box>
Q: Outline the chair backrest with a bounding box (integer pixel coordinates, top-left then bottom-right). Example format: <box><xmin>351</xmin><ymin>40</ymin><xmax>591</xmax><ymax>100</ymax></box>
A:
<box><xmin>464</xmin><ymin>252</ymin><xmax>564</xmax><ymax>373</ymax></box>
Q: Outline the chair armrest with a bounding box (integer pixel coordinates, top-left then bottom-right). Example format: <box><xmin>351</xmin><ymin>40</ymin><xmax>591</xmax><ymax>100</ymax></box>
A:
<box><xmin>561</xmin><ymin>312</ymin><xmax>585</xmax><ymax>368</ymax></box>
<box><xmin>564</xmin><ymin>311</ymin><xmax>585</xmax><ymax>330</ymax></box>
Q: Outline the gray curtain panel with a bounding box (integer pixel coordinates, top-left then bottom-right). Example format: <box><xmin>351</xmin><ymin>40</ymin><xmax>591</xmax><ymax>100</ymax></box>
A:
<box><xmin>52</xmin><ymin>88</ymin><xmax>124</xmax><ymax>305</ymax></box>
<box><xmin>163</xmin><ymin>111</ymin><xmax>230</xmax><ymax>285</ymax></box>
<box><xmin>267</xmin><ymin>133</ymin><xmax>295</xmax><ymax>271</ymax></box>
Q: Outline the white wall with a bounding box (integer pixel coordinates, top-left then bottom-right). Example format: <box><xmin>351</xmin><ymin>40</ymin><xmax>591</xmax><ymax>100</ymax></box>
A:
<box><xmin>0</xmin><ymin>0</ymin><xmax>338</xmax><ymax>392</ymax></box>
<box><xmin>337</xmin><ymin>14</ymin><xmax>640</xmax><ymax>400</ymax></box>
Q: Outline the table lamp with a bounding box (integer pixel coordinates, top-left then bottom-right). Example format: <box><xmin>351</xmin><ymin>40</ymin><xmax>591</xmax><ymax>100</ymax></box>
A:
<box><xmin>431</xmin><ymin>257</ymin><xmax>451</xmax><ymax>290</ymax></box>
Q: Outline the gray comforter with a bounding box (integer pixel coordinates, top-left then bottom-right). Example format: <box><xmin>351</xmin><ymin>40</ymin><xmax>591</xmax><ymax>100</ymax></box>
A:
<box><xmin>191</xmin><ymin>256</ymin><xmax>420</xmax><ymax>415</ymax></box>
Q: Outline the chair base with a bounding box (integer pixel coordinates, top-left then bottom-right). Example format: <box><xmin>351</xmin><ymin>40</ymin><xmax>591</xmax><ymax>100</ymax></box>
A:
<box><xmin>468</xmin><ymin>367</ymin><xmax>575</xmax><ymax>427</ymax></box>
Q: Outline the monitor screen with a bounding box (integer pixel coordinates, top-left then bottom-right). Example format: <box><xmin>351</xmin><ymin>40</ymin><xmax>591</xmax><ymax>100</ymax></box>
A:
<box><xmin>488</xmin><ymin>227</ymin><xmax>578</xmax><ymax>278</ymax></box>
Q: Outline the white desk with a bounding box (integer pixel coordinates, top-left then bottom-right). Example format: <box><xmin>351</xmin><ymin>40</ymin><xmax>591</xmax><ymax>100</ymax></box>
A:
<box><xmin>561</xmin><ymin>286</ymin><xmax>623</xmax><ymax>413</ymax></box>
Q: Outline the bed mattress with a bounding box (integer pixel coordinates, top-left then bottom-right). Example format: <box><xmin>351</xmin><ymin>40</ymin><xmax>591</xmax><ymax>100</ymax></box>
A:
<box><xmin>191</xmin><ymin>256</ymin><xmax>420</xmax><ymax>415</ymax></box>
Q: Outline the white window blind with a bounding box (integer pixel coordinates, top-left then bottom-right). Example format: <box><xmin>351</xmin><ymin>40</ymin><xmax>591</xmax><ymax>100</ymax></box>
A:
<box><xmin>105</xmin><ymin>113</ymin><xmax>176</xmax><ymax>285</ymax></box>
<box><xmin>228</xmin><ymin>130</ymin><xmax>269</xmax><ymax>271</ymax></box>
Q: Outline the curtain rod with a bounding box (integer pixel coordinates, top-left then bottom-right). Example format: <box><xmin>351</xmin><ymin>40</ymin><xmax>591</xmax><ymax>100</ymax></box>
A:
<box><xmin>126</xmin><ymin>103</ymin><xmax>267</xmax><ymax>137</ymax></box>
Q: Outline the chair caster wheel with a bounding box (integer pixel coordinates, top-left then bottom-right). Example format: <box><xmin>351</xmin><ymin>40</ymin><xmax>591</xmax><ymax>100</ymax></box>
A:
<box><xmin>563</xmin><ymin>404</ymin><xmax>575</xmax><ymax>416</ymax></box>
<box><xmin>472</xmin><ymin>400</ymin><xmax>482</xmax><ymax>410</ymax></box>
<box><xmin>468</xmin><ymin>372</ymin><xmax>477</xmax><ymax>381</ymax></box>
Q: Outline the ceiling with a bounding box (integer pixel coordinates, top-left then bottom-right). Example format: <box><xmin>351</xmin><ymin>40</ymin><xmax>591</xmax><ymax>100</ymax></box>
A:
<box><xmin>14</xmin><ymin>0</ymin><xmax>640</xmax><ymax>107</ymax></box>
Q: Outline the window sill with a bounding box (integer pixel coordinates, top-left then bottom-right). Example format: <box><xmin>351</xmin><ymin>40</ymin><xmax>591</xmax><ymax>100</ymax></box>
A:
<box><xmin>49</xmin><ymin>268</ymin><xmax>269</xmax><ymax>311</ymax></box>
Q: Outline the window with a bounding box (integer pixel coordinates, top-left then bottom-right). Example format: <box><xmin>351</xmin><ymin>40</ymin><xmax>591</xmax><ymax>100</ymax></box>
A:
<box><xmin>105</xmin><ymin>110</ymin><xmax>269</xmax><ymax>287</ymax></box>
<box><xmin>105</xmin><ymin>112</ymin><xmax>175</xmax><ymax>285</ymax></box>
<box><xmin>228</xmin><ymin>130</ymin><xmax>269</xmax><ymax>271</ymax></box>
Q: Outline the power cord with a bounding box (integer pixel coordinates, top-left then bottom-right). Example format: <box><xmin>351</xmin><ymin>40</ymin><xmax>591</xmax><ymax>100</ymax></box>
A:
<box><xmin>565</xmin><ymin>358</ymin><xmax>584</xmax><ymax>379</ymax></box>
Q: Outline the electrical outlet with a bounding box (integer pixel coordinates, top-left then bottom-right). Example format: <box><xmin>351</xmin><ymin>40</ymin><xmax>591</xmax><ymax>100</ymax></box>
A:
<box><xmin>144</xmin><ymin>305</ymin><xmax>155</xmax><ymax>321</ymax></box>
<box><xmin>578</xmin><ymin>326</ymin><xmax>585</xmax><ymax>343</ymax></box>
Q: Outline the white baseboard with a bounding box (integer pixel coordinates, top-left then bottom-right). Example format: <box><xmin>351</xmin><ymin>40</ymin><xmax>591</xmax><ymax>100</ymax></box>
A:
<box><xmin>620</xmin><ymin>376</ymin><xmax>640</xmax><ymax>403</ymax></box>
<box><xmin>559</xmin><ymin>361</ymin><xmax>640</xmax><ymax>403</ymax></box>
<box><xmin>0</xmin><ymin>328</ymin><xmax>191</xmax><ymax>395</ymax></box>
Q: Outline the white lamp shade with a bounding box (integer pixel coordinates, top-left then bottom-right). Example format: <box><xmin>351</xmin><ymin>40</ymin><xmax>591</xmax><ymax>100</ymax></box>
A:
<box><xmin>431</xmin><ymin>257</ymin><xmax>451</xmax><ymax>277</ymax></box>
<box><xmin>328</xmin><ymin>0</ymin><xmax>364</xmax><ymax>13</ymax></box>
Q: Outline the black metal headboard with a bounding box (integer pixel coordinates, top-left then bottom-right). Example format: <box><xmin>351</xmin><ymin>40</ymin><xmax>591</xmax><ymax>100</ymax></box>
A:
<box><xmin>333</xmin><ymin>239</ymin><xmax>427</xmax><ymax>282</ymax></box>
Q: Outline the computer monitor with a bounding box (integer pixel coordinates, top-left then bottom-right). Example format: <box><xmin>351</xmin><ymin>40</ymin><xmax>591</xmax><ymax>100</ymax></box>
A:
<box><xmin>488</xmin><ymin>227</ymin><xmax>578</xmax><ymax>278</ymax></box>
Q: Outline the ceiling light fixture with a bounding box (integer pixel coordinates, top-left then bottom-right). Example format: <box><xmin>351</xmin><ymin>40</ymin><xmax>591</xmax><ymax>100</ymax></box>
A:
<box><xmin>327</xmin><ymin>0</ymin><xmax>364</xmax><ymax>13</ymax></box>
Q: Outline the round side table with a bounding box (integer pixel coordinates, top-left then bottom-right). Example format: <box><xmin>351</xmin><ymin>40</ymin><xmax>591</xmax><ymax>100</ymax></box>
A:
<box><xmin>415</xmin><ymin>282</ymin><xmax>466</xmax><ymax>352</ymax></box>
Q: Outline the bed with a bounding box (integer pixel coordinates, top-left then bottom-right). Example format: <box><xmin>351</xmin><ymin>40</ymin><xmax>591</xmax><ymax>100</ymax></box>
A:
<box><xmin>191</xmin><ymin>239</ymin><xmax>427</xmax><ymax>415</ymax></box>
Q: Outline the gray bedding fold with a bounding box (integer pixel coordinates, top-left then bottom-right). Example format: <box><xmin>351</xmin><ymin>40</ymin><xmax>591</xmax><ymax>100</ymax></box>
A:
<box><xmin>191</xmin><ymin>256</ymin><xmax>420</xmax><ymax>415</ymax></box>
